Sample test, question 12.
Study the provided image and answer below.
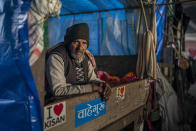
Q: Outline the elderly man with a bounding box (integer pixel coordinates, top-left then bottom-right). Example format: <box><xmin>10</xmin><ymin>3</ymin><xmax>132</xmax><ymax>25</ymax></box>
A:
<box><xmin>46</xmin><ymin>23</ymin><xmax>111</xmax><ymax>101</ymax></box>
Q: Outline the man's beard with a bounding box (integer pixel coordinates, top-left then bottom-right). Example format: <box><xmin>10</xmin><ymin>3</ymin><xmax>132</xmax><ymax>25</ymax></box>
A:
<box><xmin>75</xmin><ymin>50</ymin><xmax>84</xmax><ymax>59</ymax></box>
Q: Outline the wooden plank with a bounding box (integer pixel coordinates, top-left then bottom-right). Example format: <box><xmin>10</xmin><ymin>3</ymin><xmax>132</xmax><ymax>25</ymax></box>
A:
<box><xmin>100</xmin><ymin>105</ymin><xmax>144</xmax><ymax>131</ymax></box>
<box><xmin>31</xmin><ymin>51</ymin><xmax>45</xmax><ymax>107</ymax></box>
<box><xmin>45</xmin><ymin>80</ymin><xmax>149</xmax><ymax>131</ymax></box>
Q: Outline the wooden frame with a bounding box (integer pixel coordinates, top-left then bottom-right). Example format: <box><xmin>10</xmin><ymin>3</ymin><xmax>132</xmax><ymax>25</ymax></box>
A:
<box><xmin>44</xmin><ymin>80</ymin><xmax>149</xmax><ymax>131</ymax></box>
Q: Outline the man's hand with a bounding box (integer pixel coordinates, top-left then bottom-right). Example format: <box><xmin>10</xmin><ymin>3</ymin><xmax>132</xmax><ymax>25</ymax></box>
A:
<box><xmin>102</xmin><ymin>83</ymin><xmax>111</xmax><ymax>101</ymax></box>
<box><xmin>92</xmin><ymin>82</ymin><xmax>111</xmax><ymax>101</ymax></box>
<box><xmin>92</xmin><ymin>83</ymin><xmax>103</xmax><ymax>93</ymax></box>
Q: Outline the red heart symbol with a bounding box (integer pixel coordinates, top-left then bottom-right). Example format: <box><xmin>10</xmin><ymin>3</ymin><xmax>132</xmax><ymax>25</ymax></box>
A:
<box><xmin>120</xmin><ymin>87</ymin><xmax>124</xmax><ymax>97</ymax></box>
<box><xmin>53</xmin><ymin>104</ymin><xmax>63</xmax><ymax>116</ymax></box>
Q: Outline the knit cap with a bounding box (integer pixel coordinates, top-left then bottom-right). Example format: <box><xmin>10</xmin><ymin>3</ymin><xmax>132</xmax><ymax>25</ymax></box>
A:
<box><xmin>64</xmin><ymin>23</ymin><xmax>89</xmax><ymax>47</ymax></box>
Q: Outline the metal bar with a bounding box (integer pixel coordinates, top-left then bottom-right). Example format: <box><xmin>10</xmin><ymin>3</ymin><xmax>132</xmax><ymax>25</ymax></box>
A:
<box><xmin>60</xmin><ymin>7</ymin><xmax>140</xmax><ymax>16</ymax></box>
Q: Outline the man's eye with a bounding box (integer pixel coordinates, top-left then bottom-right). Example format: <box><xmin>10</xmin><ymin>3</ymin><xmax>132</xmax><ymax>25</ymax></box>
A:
<box><xmin>73</xmin><ymin>41</ymin><xmax>79</xmax><ymax>44</ymax></box>
<box><xmin>82</xmin><ymin>42</ymin><xmax>87</xmax><ymax>45</ymax></box>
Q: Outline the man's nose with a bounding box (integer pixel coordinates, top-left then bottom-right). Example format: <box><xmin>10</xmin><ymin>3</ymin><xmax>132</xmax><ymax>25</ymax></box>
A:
<box><xmin>78</xmin><ymin>42</ymin><xmax>83</xmax><ymax>47</ymax></box>
<box><xmin>75</xmin><ymin>42</ymin><xmax>82</xmax><ymax>50</ymax></box>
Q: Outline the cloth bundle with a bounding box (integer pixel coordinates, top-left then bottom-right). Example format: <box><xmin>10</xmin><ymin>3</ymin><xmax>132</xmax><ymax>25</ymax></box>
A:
<box><xmin>97</xmin><ymin>71</ymin><xmax>138</xmax><ymax>86</ymax></box>
<box><xmin>28</xmin><ymin>0</ymin><xmax>62</xmax><ymax>65</ymax></box>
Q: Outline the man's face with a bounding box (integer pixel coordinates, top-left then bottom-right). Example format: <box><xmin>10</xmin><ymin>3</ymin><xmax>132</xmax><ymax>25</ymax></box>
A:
<box><xmin>69</xmin><ymin>39</ymin><xmax>88</xmax><ymax>59</ymax></box>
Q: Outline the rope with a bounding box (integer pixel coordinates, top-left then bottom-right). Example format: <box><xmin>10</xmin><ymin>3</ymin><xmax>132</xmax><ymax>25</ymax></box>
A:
<box><xmin>155</xmin><ymin>1</ymin><xmax>162</xmax><ymax>16</ymax></box>
<box><xmin>139</xmin><ymin>0</ymin><xmax>149</xmax><ymax>32</ymax></box>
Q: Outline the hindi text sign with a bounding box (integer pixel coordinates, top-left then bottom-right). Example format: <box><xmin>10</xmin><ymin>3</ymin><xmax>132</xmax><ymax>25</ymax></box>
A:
<box><xmin>75</xmin><ymin>98</ymin><xmax>106</xmax><ymax>127</ymax></box>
